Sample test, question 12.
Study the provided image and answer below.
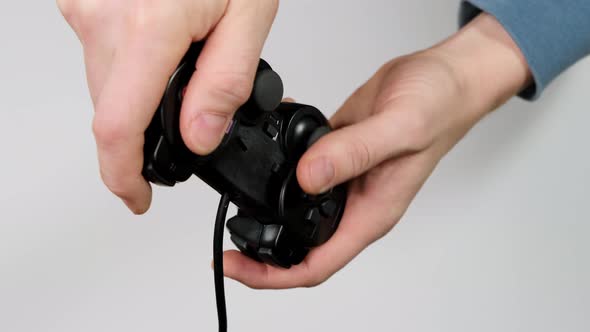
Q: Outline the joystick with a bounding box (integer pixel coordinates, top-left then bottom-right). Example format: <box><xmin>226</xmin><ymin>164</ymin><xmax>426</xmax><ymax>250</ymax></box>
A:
<box><xmin>142</xmin><ymin>42</ymin><xmax>347</xmax><ymax>331</ymax></box>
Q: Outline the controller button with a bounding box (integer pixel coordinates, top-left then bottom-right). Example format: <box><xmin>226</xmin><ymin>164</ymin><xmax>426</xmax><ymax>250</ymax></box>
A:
<box><xmin>304</xmin><ymin>208</ymin><xmax>321</xmax><ymax>239</ymax></box>
<box><xmin>227</xmin><ymin>216</ymin><xmax>263</xmax><ymax>246</ymax></box>
<box><xmin>252</xmin><ymin>69</ymin><xmax>284</xmax><ymax>112</ymax></box>
<box><xmin>258</xmin><ymin>248</ymin><xmax>291</xmax><ymax>269</ymax></box>
<box><xmin>230</xmin><ymin>234</ymin><xmax>249</xmax><ymax>253</ymax></box>
<box><xmin>264</xmin><ymin>122</ymin><xmax>279</xmax><ymax>139</ymax></box>
<box><xmin>320</xmin><ymin>200</ymin><xmax>338</xmax><ymax>218</ymax></box>
<box><xmin>269</xmin><ymin>113</ymin><xmax>280</xmax><ymax>125</ymax></box>
<box><xmin>307</xmin><ymin>126</ymin><xmax>331</xmax><ymax>148</ymax></box>
<box><xmin>305</xmin><ymin>208</ymin><xmax>321</xmax><ymax>224</ymax></box>
<box><xmin>260</xmin><ymin>224</ymin><xmax>282</xmax><ymax>247</ymax></box>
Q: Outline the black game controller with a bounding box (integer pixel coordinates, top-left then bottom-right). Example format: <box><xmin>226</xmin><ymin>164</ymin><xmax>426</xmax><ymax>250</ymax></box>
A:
<box><xmin>143</xmin><ymin>43</ymin><xmax>347</xmax><ymax>269</ymax></box>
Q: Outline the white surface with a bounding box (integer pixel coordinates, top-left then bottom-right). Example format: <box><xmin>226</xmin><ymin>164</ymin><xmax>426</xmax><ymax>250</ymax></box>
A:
<box><xmin>1</xmin><ymin>1</ymin><xmax>589</xmax><ymax>331</ymax></box>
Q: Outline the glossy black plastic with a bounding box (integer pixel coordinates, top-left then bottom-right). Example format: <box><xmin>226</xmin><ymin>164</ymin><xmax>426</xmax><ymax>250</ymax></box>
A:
<box><xmin>143</xmin><ymin>43</ymin><xmax>347</xmax><ymax>268</ymax></box>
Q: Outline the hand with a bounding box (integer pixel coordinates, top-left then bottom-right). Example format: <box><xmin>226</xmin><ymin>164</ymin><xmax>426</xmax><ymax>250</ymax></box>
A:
<box><xmin>57</xmin><ymin>0</ymin><xmax>279</xmax><ymax>214</ymax></box>
<box><xmin>221</xmin><ymin>13</ymin><xmax>532</xmax><ymax>289</ymax></box>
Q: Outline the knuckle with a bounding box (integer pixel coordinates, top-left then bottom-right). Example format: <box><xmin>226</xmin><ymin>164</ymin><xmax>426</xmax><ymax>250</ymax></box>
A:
<box><xmin>375</xmin><ymin>60</ymin><xmax>395</xmax><ymax>78</ymax></box>
<box><xmin>375</xmin><ymin>217</ymin><xmax>398</xmax><ymax>241</ymax></box>
<box><xmin>92</xmin><ymin>114</ymin><xmax>131</xmax><ymax>149</ymax></box>
<box><xmin>379</xmin><ymin>103</ymin><xmax>434</xmax><ymax>152</ymax></box>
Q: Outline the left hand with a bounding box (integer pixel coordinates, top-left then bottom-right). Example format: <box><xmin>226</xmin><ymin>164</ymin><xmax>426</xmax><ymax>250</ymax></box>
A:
<box><xmin>221</xmin><ymin>13</ymin><xmax>531</xmax><ymax>289</ymax></box>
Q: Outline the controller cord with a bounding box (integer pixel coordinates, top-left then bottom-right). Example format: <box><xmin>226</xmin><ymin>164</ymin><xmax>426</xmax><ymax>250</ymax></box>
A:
<box><xmin>214</xmin><ymin>193</ymin><xmax>231</xmax><ymax>332</ymax></box>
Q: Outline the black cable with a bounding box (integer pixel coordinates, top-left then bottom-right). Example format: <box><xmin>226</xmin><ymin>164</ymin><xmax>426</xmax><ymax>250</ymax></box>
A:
<box><xmin>214</xmin><ymin>193</ymin><xmax>231</xmax><ymax>332</ymax></box>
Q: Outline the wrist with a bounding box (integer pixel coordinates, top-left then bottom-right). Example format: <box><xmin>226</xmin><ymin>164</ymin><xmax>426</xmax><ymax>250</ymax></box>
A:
<box><xmin>430</xmin><ymin>13</ymin><xmax>532</xmax><ymax>117</ymax></box>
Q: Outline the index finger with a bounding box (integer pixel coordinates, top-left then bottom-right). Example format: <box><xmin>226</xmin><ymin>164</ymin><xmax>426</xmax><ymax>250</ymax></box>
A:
<box><xmin>93</xmin><ymin>35</ymin><xmax>190</xmax><ymax>214</ymax></box>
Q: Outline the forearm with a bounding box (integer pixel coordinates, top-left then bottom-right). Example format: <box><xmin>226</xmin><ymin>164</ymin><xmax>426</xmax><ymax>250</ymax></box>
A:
<box><xmin>461</xmin><ymin>0</ymin><xmax>590</xmax><ymax>100</ymax></box>
<box><xmin>431</xmin><ymin>13</ymin><xmax>532</xmax><ymax>119</ymax></box>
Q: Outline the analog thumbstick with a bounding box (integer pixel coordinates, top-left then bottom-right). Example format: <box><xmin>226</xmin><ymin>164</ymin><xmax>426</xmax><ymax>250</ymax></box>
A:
<box><xmin>306</xmin><ymin>126</ymin><xmax>331</xmax><ymax>148</ymax></box>
<box><xmin>250</xmin><ymin>67</ymin><xmax>284</xmax><ymax>113</ymax></box>
<box><xmin>289</xmin><ymin>116</ymin><xmax>320</xmax><ymax>156</ymax></box>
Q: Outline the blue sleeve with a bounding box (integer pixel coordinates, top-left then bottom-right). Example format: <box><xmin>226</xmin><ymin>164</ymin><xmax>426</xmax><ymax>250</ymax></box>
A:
<box><xmin>459</xmin><ymin>0</ymin><xmax>590</xmax><ymax>100</ymax></box>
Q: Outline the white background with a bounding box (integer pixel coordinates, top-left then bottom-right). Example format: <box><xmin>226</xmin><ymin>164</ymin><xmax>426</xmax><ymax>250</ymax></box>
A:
<box><xmin>1</xmin><ymin>1</ymin><xmax>589</xmax><ymax>331</ymax></box>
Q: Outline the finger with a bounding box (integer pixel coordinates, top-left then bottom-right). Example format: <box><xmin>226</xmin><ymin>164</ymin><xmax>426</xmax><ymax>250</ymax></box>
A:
<box><xmin>222</xmin><ymin>201</ymin><xmax>370</xmax><ymax>289</ymax></box>
<box><xmin>58</xmin><ymin>0</ymin><xmax>122</xmax><ymax>104</ymax></box>
<box><xmin>83</xmin><ymin>50</ymin><xmax>111</xmax><ymax>105</ymax></box>
<box><xmin>93</xmin><ymin>35</ymin><xmax>190</xmax><ymax>214</ymax></box>
<box><xmin>329</xmin><ymin>62</ymin><xmax>392</xmax><ymax>129</ymax></box>
<box><xmin>82</xmin><ymin>41</ymin><xmax>116</xmax><ymax>105</ymax></box>
<box><xmin>80</xmin><ymin>17</ymin><xmax>125</xmax><ymax>105</ymax></box>
<box><xmin>180</xmin><ymin>0</ymin><xmax>279</xmax><ymax>155</ymax></box>
<box><xmin>329</xmin><ymin>82</ymin><xmax>378</xmax><ymax>130</ymax></box>
<box><xmin>298</xmin><ymin>99</ymin><xmax>432</xmax><ymax>194</ymax></box>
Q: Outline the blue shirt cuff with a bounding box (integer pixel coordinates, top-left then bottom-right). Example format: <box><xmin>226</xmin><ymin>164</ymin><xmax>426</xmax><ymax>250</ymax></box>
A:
<box><xmin>459</xmin><ymin>0</ymin><xmax>590</xmax><ymax>100</ymax></box>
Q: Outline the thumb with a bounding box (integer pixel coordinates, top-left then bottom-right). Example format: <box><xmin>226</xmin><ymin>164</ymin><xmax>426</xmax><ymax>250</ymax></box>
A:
<box><xmin>180</xmin><ymin>0</ymin><xmax>279</xmax><ymax>155</ymax></box>
<box><xmin>297</xmin><ymin>100</ymin><xmax>429</xmax><ymax>194</ymax></box>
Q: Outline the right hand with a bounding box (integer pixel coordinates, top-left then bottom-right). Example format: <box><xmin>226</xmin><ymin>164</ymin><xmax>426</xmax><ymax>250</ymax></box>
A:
<box><xmin>57</xmin><ymin>0</ymin><xmax>279</xmax><ymax>214</ymax></box>
<box><xmin>221</xmin><ymin>13</ymin><xmax>531</xmax><ymax>289</ymax></box>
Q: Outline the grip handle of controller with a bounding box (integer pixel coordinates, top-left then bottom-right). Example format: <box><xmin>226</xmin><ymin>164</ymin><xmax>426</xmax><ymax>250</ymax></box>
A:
<box><xmin>143</xmin><ymin>44</ymin><xmax>286</xmax><ymax>186</ymax></box>
<box><xmin>227</xmin><ymin>213</ymin><xmax>308</xmax><ymax>268</ymax></box>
